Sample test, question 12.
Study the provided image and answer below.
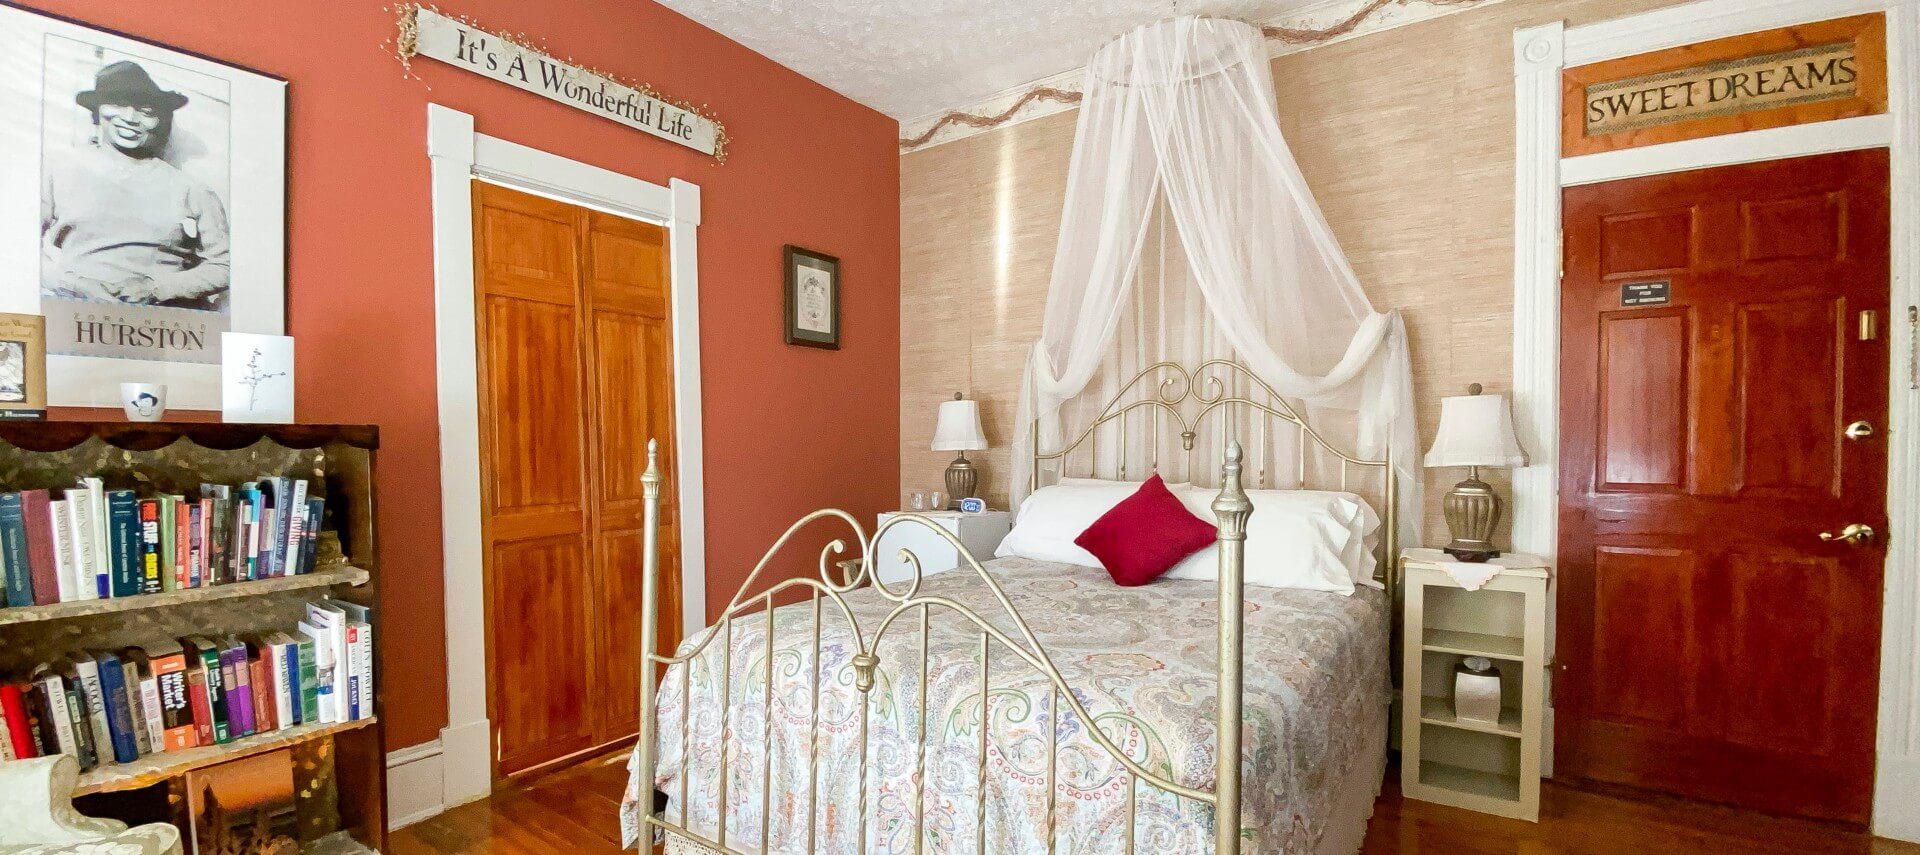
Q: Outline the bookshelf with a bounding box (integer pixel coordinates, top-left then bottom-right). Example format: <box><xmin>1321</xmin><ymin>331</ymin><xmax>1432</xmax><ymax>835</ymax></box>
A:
<box><xmin>1398</xmin><ymin>547</ymin><xmax>1548</xmax><ymax>823</ymax></box>
<box><xmin>0</xmin><ymin>422</ymin><xmax>386</xmax><ymax>853</ymax></box>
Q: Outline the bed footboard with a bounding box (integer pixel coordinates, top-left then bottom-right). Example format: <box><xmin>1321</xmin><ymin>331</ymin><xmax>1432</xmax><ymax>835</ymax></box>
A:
<box><xmin>631</xmin><ymin>441</ymin><xmax>1255</xmax><ymax>853</ymax></box>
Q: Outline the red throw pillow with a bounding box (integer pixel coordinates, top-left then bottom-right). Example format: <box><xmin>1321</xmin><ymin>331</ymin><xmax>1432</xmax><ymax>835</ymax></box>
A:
<box><xmin>1074</xmin><ymin>474</ymin><xmax>1218</xmax><ymax>586</ymax></box>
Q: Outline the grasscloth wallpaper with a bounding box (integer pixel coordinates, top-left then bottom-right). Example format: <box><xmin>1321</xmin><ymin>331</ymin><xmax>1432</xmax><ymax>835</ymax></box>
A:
<box><xmin>900</xmin><ymin>0</ymin><xmax>1684</xmax><ymax>543</ymax></box>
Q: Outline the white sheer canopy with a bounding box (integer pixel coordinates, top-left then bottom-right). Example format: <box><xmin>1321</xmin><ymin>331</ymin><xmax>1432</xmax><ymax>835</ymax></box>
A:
<box><xmin>1011</xmin><ymin>15</ymin><xmax>1421</xmax><ymax>546</ymax></box>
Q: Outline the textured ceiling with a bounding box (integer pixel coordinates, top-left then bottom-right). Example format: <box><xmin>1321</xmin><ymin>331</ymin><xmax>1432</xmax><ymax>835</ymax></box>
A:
<box><xmin>655</xmin><ymin>0</ymin><xmax>1324</xmax><ymax>119</ymax></box>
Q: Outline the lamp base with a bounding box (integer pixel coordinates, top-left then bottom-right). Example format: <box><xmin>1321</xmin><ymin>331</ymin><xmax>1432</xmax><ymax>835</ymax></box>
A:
<box><xmin>1442</xmin><ymin>470</ymin><xmax>1502</xmax><ymax>563</ymax></box>
<box><xmin>944</xmin><ymin>453</ymin><xmax>977</xmax><ymax>511</ymax></box>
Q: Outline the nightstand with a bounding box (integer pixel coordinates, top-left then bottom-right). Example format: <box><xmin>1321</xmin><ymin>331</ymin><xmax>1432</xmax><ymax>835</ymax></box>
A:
<box><xmin>1399</xmin><ymin>547</ymin><xmax>1548</xmax><ymax>822</ymax></box>
<box><xmin>870</xmin><ymin>510</ymin><xmax>1011</xmax><ymax>586</ymax></box>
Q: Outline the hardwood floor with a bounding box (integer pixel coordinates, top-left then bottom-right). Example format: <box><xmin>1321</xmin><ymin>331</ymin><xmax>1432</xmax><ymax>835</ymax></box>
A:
<box><xmin>391</xmin><ymin>752</ymin><xmax>1920</xmax><ymax>854</ymax></box>
<box><xmin>389</xmin><ymin>753</ymin><xmax>632</xmax><ymax>855</ymax></box>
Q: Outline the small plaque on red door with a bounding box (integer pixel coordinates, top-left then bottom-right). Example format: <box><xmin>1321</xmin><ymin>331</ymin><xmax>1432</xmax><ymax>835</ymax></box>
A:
<box><xmin>1621</xmin><ymin>280</ymin><xmax>1671</xmax><ymax>306</ymax></box>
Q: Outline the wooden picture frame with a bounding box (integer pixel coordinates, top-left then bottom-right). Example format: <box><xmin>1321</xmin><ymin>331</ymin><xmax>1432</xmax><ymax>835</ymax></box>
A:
<box><xmin>1561</xmin><ymin>14</ymin><xmax>1886</xmax><ymax>157</ymax></box>
<box><xmin>783</xmin><ymin>245</ymin><xmax>840</xmax><ymax>350</ymax></box>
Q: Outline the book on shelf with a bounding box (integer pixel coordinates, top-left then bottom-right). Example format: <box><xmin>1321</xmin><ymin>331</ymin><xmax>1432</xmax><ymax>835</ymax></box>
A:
<box><xmin>0</xmin><ymin>476</ymin><xmax>336</xmax><ymax>610</ymax></box>
<box><xmin>1</xmin><ymin>681</ymin><xmax>37</xmax><ymax>759</ymax></box>
<box><xmin>62</xmin><ymin>487</ymin><xmax>99</xmax><ymax>601</ymax></box>
<box><xmin>93</xmin><ymin>650</ymin><xmax>140</xmax><ymax>764</ymax></box>
<box><xmin>125</xmin><ymin>647</ymin><xmax>165</xmax><ymax>755</ymax></box>
<box><xmin>22</xmin><ymin>492</ymin><xmax>60</xmax><ymax>606</ymax></box>
<box><xmin>106</xmin><ymin>490</ymin><xmax>140</xmax><ymax>598</ymax></box>
<box><xmin>0</xmin><ymin>600</ymin><xmax>373</xmax><ymax>772</ymax></box>
<box><xmin>150</xmin><ymin>639</ymin><xmax>196</xmax><ymax>752</ymax></box>
<box><xmin>220</xmin><ymin>636</ymin><xmax>255</xmax><ymax>738</ymax></box>
<box><xmin>0</xmin><ymin>492</ymin><xmax>31</xmax><ymax>608</ymax></box>
<box><xmin>138</xmin><ymin>499</ymin><xmax>162</xmax><ymax>595</ymax></box>
<box><xmin>69</xmin><ymin>655</ymin><xmax>114</xmax><ymax>766</ymax></box>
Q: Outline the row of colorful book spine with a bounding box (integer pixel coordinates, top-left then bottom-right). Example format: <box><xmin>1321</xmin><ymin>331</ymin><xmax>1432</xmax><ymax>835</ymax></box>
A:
<box><xmin>1</xmin><ymin>476</ymin><xmax>329</xmax><ymax>609</ymax></box>
<box><xmin>0</xmin><ymin>599</ymin><xmax>373</xmax><ymax>768</ymax></box>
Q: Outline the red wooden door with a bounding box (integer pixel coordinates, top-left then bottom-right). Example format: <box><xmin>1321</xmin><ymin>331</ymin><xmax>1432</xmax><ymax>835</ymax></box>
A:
<box><xmin>1557</xmin><ymin>149</ymin><xmax>1889</xmax><ymax>823</ymax></box>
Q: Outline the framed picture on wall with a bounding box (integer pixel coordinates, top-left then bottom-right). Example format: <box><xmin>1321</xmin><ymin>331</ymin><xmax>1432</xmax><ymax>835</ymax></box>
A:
<box><xmin>783</xmin><ymin>245</ymin><xmax>840</xmax><ymax>350</ymax></box>
<box><xmin>0</xmin><ymin>4</ymin><xmax>287</xmax><ymax>410</ymax></box>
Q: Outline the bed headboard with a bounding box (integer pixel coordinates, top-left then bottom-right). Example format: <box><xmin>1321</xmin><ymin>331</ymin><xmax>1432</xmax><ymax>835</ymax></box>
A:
<box><xmin>1031</xmin><ymin>359</ymin><xmax>1400</xmax><ymax>595</ymax></box>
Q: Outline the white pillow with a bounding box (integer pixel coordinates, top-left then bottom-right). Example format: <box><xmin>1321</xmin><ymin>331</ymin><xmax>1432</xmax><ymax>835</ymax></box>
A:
<box><xmin>994</xmin><ymin>480</ymin><xmax>1142</xmax><ymax>567</ymax></box>
<box><xmin>1165</xmin><ymin>487</ymin><xmax>1381</xmax><ymax>594</ymax></box>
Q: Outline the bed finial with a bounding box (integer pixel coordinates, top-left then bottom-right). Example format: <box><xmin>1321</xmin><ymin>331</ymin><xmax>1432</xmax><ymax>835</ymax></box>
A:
<box><xmin>1212</xmin><ymin>440</ymin><xmax>1252</xmax><ymax>533</ymax></box>
<box><xmin>635</xmin><ymin>437</ymin><xmax>665</xmax><ymax>832</ymax></box>
<box><xmin>1211</xmin><ymin>440</ymin><xmax>1250</xmax><ymax>854</ymax></box>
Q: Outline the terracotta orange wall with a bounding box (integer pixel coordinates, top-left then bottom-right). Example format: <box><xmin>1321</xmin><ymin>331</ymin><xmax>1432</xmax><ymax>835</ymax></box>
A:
<box><xmin>29</xmin><ymin>0</ymin><xmax>902</xmax><ymax>750</ymax></box>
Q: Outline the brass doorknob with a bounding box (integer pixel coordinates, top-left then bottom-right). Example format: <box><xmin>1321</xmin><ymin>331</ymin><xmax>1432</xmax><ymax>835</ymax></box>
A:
<box><xmin>1844</xmin><ymin>420</ymin><xmax>1874</xmax><ymax>440</ymax></box>
<box><xmin>1819</xmin><ymin>523</ymin><xmax>1876</xmax><ymax>544</ymax></box>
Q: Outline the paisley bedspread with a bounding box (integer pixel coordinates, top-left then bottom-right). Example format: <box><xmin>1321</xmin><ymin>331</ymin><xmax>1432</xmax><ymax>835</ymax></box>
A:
<box><xmin>621</xmin><ymin>556</ymin><xmax>1388</xmax><ymax>853</ymax></box>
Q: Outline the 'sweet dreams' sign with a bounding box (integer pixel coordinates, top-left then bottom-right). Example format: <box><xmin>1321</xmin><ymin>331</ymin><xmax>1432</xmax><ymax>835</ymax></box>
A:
<box><xmin>1584</xmin><ymin>42</ymin><xmax>1860</xmax><ymax>136</ymax></box>
<box><xmin>409</xmin><ymin>8</ymin><xmax>721</xmax><ymax>157</ymax></box>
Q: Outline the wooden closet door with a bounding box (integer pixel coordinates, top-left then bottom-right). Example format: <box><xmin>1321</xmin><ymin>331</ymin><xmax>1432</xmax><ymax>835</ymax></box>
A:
<box><xmin>473</xmin><ymin>183</ymin><xmax>597</xmax><ymax>776</ymax></box>
<box><xmin>473</xmin><ymin>183</ymin><xmax>682</xmax><ymax>777</ymax></box>
<box><xmin>581</xmin><ymin>209</ymin><xmax>682</xmax><ymax>742</ymax></box>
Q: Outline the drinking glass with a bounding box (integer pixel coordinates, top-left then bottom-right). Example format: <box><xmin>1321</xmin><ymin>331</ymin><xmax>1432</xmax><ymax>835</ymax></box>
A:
<box><xmin>909</xmin><ymin>491</ymin><xmax>926</xmax><ymax>511</ymax></box>
<box><xmin>929</xmin><ymin>491</ymin><xmax>945</xmax><ymax>510</ymax></box>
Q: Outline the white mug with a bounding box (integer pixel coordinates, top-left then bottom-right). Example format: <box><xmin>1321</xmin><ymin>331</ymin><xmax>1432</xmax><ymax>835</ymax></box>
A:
<box><xmin>121</xmin><ymin>383</ymin><xmax>167</xmax><ymax>422</ymax></box>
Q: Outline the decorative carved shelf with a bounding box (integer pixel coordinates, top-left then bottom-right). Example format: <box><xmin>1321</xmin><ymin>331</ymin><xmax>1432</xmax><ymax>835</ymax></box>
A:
<box><xmin>0</xmin><ymin>565</ymin><xmax>370</xmax><ymax>627</ymax></box>
<box><xmin>0</xmin><ymin>422</ymin><xmax>379</xmax><ymax>453</ymax></box>
<box><xmin>74</xmin><ymin>716</ymin><xmax>378</xmax><ymax>796</ymax></box>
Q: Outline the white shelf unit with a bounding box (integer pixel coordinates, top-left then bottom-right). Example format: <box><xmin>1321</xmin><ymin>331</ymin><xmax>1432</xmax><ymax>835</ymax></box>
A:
<box><xmin>1400</xmin><ymin>547</ymin><xmax>1549</xmax><ymax>822</ymax></box>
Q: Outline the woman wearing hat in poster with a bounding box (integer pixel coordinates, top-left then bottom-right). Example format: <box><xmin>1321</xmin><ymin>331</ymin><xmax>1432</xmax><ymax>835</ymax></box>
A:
<box><xmin>40</xmin><ymin>60</ymin><xmax>230</xmax><ymax>312</ymax></box>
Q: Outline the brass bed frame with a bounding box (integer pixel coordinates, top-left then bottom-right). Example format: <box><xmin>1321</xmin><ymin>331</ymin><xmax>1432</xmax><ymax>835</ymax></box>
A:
<box><xmin>632</xmin><ymin>360</ymin><xmax>1399</xmax><ymax>854</ymax></box>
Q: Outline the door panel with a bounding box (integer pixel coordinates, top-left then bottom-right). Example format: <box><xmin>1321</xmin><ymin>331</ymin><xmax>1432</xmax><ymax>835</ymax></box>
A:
<box><xmin>1719</xmin><ymin>551</ymin><xmax>1842</xmax><ymax>753</ymax></box>
<box><xmin>1589</xmin><ymin>546</ymin><xmax>1693</xmax><ymax>728</ymax></box>
<box><xmin>483</xmin><ymin>296</ymin><xmax>585</xmax><ymax>514</ymax></box>
<box><xmin>1597</xmin><ymin>311</ymin><xmax>1689</xmax><ymax>490</ymax></box>
<box><xmin>489</xmin><ymin>535</ymin><xmax>595</xmax><ymax>772</ymax></box>
<box><xmin>1735</xmin><ymin>299</ymin><xmax>1843</xmax><ymax>496</ymax></box>
<box><xmin>1558</xmin><ymin>149</ymin><xmax>1888</xmax><ymax>824</ymax></box>
<box><xmin>1598</xmin><ymin>206</ymin><xmax>1696</xmax><ymax>276</ymax></box>
<box><xmin>474</xmin><ymin>183</ymin><xmax>681</xmax><ymax>778</ymax></box>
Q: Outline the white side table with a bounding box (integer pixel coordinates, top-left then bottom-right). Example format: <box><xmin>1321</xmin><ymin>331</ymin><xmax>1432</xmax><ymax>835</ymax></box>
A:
<box><xmin>1399</xmin><ymin>547</ymin><xmax>1549</xmax><ymax>822</ymax></box>
<box><xmin>870</xmin><ymin>510</ymin><xmax>1011</xmax><ymax>586</ymax></box>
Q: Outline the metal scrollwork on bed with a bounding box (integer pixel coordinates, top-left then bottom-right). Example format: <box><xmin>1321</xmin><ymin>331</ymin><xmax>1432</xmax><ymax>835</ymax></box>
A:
<box><xmin>631</xmin><ymin>360</ymin><xmax>1399</xmax><ymax>855</ymax></box>
<box><xmin>1032</xmin><ymin>359</ymin><xmax>1399</xmax><ymax>596</ymax></box>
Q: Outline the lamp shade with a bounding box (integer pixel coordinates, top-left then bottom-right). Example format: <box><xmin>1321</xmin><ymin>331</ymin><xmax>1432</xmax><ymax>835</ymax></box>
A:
<box><xmin>1424</xmin><ymin>393</ymin><xmax>1527</xmax><ymax>468</ymax></box>
<box><xmin>932</xmin><ymin>398</ymin><xmax>988</xmax><ymax>451</ymax></box>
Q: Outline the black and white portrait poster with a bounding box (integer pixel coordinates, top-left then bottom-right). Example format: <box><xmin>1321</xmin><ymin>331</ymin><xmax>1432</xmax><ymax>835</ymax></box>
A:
<box><xmin>0</xmin><ymin>6</ymin><xmax>284</xmax><ymax>409</ymax></box>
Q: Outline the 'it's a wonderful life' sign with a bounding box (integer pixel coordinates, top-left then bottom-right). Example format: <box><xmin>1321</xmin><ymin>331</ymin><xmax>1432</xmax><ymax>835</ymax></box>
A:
<box><xmin>1563</xmin><ymin>14</ymin><xmax>1884</xmax><ymax>156</ymax></box>
<box><xmin>397</xmin><ymin>6</ymin><xmax>727</xmax><ymax>159</ymax></box>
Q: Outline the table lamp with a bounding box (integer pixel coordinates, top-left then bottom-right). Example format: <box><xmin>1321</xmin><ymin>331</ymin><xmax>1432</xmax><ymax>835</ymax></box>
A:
<box><xmin>1424</xmin><ymin>384</ymin><xmax>1528</xmax><ymax>562</ymax></box>
<box><xmin>932</xmin><ymin>393</ymin><xmax>988</xmax><ymax>510</ymax></box>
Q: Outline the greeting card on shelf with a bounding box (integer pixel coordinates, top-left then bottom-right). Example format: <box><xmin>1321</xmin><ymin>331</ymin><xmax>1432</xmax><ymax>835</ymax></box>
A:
<box><xmin>221</xmin><ymin>333</ymin><xmax>293</xmax><ymax>424</ymax></box>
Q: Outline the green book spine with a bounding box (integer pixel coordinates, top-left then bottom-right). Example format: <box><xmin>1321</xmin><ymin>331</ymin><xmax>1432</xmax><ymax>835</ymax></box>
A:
<box><xmin>196</xmin><ymin>646</ymin><xmax>231</xmax><ymax>744</ymax></box>
<box><xmin>105</xmin><ymin>491</ymin><xmax>142</xmax><ymax>598</ymax></box>
<box><xmin>157</xmin><ymin>499</ymin><xmax>176</xmax><ymax>593</ymax></box>
<box><xmin>296</xmin><ymin>637</ymin><xmax>319</xmax><ymax>725</ymax></box>
<box><xmin>0</xmin><ymin>493</ymin><xmax>30</xmax><ymax>608</ymax></box>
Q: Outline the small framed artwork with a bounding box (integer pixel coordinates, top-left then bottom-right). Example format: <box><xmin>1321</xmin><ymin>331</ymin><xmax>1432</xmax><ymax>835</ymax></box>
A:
<box><xmin>783</xmin><ymin>245</ymin><xmax>840</xmax><ymax>349</ymax></box>
<box><xmin>0</xmin><ymin>313</ymin><xmax>47</xmax><ymax>420</ymax></box>
<box><xmin>186</xmin><ymin>748</ymin><xmax>300</xmax><ymax>854</ymax></box>
<box><xmin>221</xmin><ymin>331</ymin><xmax>294</xmax><ymax>423</ymax></box>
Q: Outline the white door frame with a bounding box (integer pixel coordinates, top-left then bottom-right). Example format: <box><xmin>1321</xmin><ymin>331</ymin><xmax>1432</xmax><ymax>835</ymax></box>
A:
<box><xmin>1512</xmin><ymin>0</ymin><xmax>1920</xmax><ymax>840</ymax></box>
<box><xmin>426</xmin><ymin>103</ymin><xmax>709</xmax><ymax>809</ymax></box>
